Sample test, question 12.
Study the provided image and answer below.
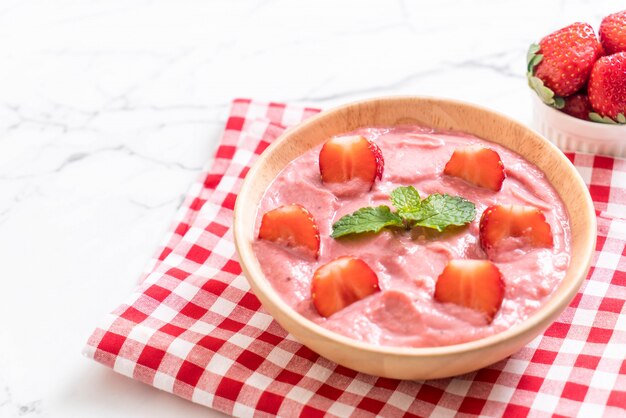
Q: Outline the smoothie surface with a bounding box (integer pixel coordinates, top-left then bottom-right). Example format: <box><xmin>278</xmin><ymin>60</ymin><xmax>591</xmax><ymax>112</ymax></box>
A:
<box><xmin>253</xmin><ymin>126</ymin><xmax>571</xmax><ymax>347</ymax></box>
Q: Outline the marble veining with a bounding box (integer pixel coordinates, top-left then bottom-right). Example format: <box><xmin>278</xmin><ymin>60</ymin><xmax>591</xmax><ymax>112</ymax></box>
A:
<box><xmin>0</xmin><ymin>383</ymin><xmax>42</xmax><ymax>416</ymax></box>
<box><xmin>0</xmin><ymin>1</ymin><xmax>619</xmax><ymax>417</ymax></box>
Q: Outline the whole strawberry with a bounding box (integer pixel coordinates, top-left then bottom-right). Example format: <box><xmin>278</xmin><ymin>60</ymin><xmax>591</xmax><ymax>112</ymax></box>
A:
<box><xmin>599</xmin><ymin>10</ymin><xmax>626</xmax><ymax>55</ymax></box>
<box><xmin>527</xmin><ymin>23</ymin><xmax>603</xmax><ymax>107</ymax></box>
<box><xmin>588</xmin><ymin>52</ymin><xmax>626</xmax><ymax>124</ymax></box>
<box><xmin>562</xmin><ymin>93</ymin><xmax>593</xmax><ymax>121</ymax></box>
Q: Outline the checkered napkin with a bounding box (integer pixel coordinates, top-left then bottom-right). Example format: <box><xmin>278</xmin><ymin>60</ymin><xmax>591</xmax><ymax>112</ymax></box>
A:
<box><xmin>84</xmin><ymin>99</ymin><xmax>626</xmax><ymax>417</ymax></box>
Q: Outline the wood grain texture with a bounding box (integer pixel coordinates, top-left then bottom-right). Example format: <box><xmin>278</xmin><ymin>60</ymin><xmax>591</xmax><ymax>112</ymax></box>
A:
<box><xmin>233</xmin><ymin>96</ymin><xmax>596</xmax><ymax>380</ymax></box>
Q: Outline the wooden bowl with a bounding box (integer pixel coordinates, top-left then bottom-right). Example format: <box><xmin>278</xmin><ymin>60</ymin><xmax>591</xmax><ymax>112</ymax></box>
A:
<box><xmin>233</xmin><ymin>96</ymin><xmax>596</xmax><ymax>380</ymax></box>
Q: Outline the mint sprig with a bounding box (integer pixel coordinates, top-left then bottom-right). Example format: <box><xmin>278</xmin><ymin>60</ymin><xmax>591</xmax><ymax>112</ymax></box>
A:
<box><xmin>331</xmin><ymin>206</ymin><xmax>403</xmax><ymax>238</ymax></box>
<box><xmin>390</xmin><ymin>185</ymin><xmax>421</xmax><ymax>216</ymax></box>
<box><xmin>331</xmin><ymin>186</ymin><xmax>476</xmax><ymax>238</ymax></box>
<box><xmin>408</xmin><ymin>193</ymin><xmax>477</xmax><ymax>232</ymax></box>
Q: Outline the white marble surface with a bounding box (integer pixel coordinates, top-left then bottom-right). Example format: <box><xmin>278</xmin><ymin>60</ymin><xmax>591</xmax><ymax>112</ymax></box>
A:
<box><xmin>0</xmin><ymin>1</ymin><xmax>619</xmax><ymax>417</ymax></box>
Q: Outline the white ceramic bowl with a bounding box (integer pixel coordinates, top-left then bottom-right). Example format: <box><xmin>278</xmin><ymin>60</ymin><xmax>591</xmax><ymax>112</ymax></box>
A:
<box><xmin>532</xmin><ymin>94</ymin><xmax>626</xmax><ymax>157</ymax></box>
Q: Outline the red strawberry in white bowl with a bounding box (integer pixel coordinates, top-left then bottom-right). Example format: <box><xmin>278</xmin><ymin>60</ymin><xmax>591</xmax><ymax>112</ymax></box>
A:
<box><xmin>527</xmin><ymin>22</ymin><xmax>603</xmax><ymax>108</ymax></box>
<box><xmin>599</xmin><ymin>10</ymin><xmax>626</xmax><ymax>55</ymax></box>
<box><xmin>528</xmin><ymin>12</ymin><xmax>626</xmax><ymax>156</ymax></box>
<box><xmin>561</xmin><ymin>93</ymin><xmax>594</xmax><ymax>121</ymax></box>
<box><xmin>588</xmin><ymin>52</ymin><xmax>626</xmax><ymax>124</ymax></box>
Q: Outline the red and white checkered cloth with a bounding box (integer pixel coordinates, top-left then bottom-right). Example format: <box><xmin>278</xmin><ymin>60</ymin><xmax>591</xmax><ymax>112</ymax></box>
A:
<box><xmin>84</xmin><ymin>99</ymin><xmax>626</xmax><ymax>417</ymax></box>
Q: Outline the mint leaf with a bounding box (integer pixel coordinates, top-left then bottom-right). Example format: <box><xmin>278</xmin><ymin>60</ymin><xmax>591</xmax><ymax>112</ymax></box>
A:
<box><xmin>407</xmin><ymin>194</ymin><xmax>476</xmax><ymax>232</ymax></box>
<box><xmin>331</xmin><ymin>206</ymin><xmax>403</xmax><ymax>238</ymax></box>
<box><xmin>390</xmin><ymin>186</ymin><xmax>421</xmax><ymax>214</ymax></box>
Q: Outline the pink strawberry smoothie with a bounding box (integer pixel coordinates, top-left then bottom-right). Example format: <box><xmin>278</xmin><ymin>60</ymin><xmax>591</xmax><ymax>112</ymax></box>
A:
<box><xmin>253</xmin><ymin>126</ymin><xmax>571</xmax><ymax>348</ymax></box>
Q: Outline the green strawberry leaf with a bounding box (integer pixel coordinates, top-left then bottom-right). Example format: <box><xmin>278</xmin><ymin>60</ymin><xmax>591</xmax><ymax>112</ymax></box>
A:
<box><xmin>403</xmin><ymin>194</ymin><xmax>476</xmax><ymax>232</ymax></box>
<box><xmin>390</xmin><ymin>186</ymin><xmax>421</xmax><ymax>215</ymax></box>
<box><xmin>529</xmin><ymin>54</ymin><xmax>543</xmax><ymax>73</ymax></box>
<box><xmin>526</xmin><ymin>43</ymin><xmax>543</xmax><ymax>74</ymax></box>
<box><xmin>588</xmin><ymin>112</ymin><xmax>626</xmax><ymax>124</ymax></box>
<box><xmin>527</xmin><ymin>74</ymin><xmax>565</xmax><ymax>109</ymax></box>
<box><xmin>553</xmin><ymin>96</ymin><xmax>565</xmax><ymax>109</ymax></box>
<box><xmin>331</xmin><ymin>206</ymin><xmax>403</xmax><ymax>238</ymax></box>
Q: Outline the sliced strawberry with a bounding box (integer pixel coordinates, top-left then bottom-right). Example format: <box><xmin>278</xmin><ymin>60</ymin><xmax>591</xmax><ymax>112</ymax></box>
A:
<box><xmin>319</xmin><ymin>135</ymin><xmax>384</xmax><ymax>187</ymax></box>
<box><xmin>479</xmin><ymin>204</ymin><xmax>553</xmax><ymax>254</ymax></box>
<box><xmin>443</xmin><ymin>146</ymin><xmax>505</xmax><ymax>191</ymax></box>
<box><xmin>311</xmin><ymin>256</ymin><xmax>380</xmax><ymax>317</ymax></box>
<box><xmin>258</xmin><ymin>204</ymin><xmax>320</xmax><ymax>258</ymax></box>
<box><xmin>434</xmin><ymin>259</ymin><xmax>504</xmax><ymax>322</ymax></box>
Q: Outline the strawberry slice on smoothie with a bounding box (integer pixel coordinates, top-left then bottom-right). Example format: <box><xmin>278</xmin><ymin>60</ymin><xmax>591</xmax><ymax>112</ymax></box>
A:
<box><xmin>434</xmin><ymin>259</ymin><xmax>505</xmax><ymax>323</ymax></box>
<box><xmin>258</xmin><ymin>204</ymin><xmax>320</xmax><ymax>258</ymax></box>
<box><xmin>479</xmin><ymin>204</ymin><xmax>553</xmax><ymax>256</ymax></box>
<box><xmin>319</xmin><ymin>135</ymin><xmax>384</xmax><ymax>188</ymax></box>
<box><xmin>443</xmin><ymin>146</ymin><xmax>505</xmax><ymax>191</ymax></box>
<box><xmin>311</xmin><ymin>256</ymin><xmax>380</xmax><ymax>317</ymax></box>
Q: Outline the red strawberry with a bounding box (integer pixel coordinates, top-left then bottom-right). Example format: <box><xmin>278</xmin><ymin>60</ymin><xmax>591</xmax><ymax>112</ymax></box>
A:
<box><xmin>434</xmin><ymin>259</ymin><xmax>504</xmax><ymax>322</ymax></box>
<box><xmin>319</xmin><ymin>135</ymin><xmax>384</xmax><ymax>187</ymax></box>
<box><xmin>479</xmin><ymin>205</ymin><xmax>553</xmax><ymax>254</ymax></box>
<box><xmin>311</xmin><ymin>256</ymin><xmax>380</xmax><ymax>317</ymax></box>
<box><xmin>588</xmin><ymin>52</ymin><xmax>626</xmax><ymax>123</ymax></box>
<box><xmin>528</xmin><ymin>23</ymin><xmax>603</xmax><ymax>102</ymax></box>
<box><xmin>258</xmin><ymin>204</ymin><xmax>320</xmax><ymax>258</ymax></box>
<box><xmin>599</xmin><ymin>10</ymin><xmax>626</xmax><ymax>55</ymax></box>
<box><xmin>561</xmin><ymin>93</ymin><xmax>593</xmax><ymax>121</ymax></box>
<box><xmin>443</xmin><ymin>146</ymin><xmax>505</xmax><ymax>191</ymax></box>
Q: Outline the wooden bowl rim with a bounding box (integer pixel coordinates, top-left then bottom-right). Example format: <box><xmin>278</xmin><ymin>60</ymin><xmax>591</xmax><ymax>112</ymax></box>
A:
<box><xmin>234</xmin><ymin>95</ymin><xmax>596</xmax><ymax>358</ymax></box>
